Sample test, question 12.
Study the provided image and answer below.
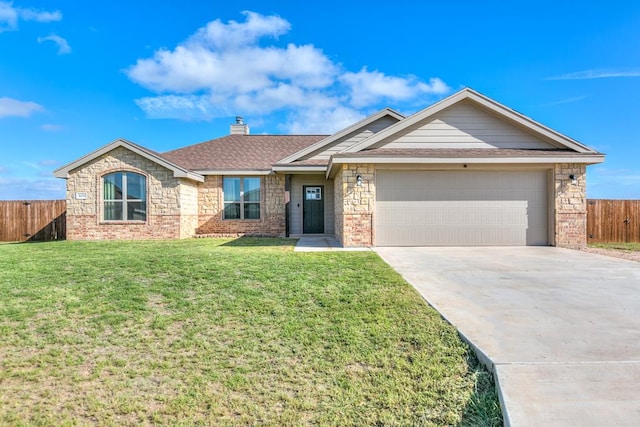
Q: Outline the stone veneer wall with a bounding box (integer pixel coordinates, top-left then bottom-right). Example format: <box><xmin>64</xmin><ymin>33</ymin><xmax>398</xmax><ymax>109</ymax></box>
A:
<box><xmin>332</xmin><ymin>162</ymin><xmax>589</xmax><ymax>248</ymax></box>
<box><xmin>333</xmin><ymin>168</ymin><xmax>344</xmax><ymax>244</ymax></box>
<box><xmin>554</xmin><ymin>163</ymin><xmax>587</xmax><ymax>248</ymax></box>
<box><xmin>334</xmin><ymin>164</ymin><xmax>375</xmax><ymax>247</ymax></box>
<box><xmin>196</xmin><ymin>174</ymin><xmax>286</xmax><ymax>236</ymax></box>
<box><xmin>65</xmin><ymin>147</ymin><xmax>198</xmax><ymax>240</ymax></box>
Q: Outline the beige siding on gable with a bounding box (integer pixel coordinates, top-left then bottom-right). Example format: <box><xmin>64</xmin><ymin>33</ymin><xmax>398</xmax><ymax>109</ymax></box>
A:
<box><xmin>371</xmin><ymin>102</ymin><xmax>558</xmax><ymax>150</ymax></box>
<box><xmin>301</xmin><ymin>116</ymin><xmax>398</xmax><ymax>161</ymax></box>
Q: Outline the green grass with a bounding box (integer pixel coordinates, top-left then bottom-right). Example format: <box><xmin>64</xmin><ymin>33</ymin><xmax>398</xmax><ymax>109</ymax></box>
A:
<box><xmin>0</xmin><ymin>238</ymin><xmax>502</xmax><ymax>426</ymax></box>
<box><xmin>590</xmin><ymin>242</ymin><xmax>640</xmax><ymax>251</ymax></box>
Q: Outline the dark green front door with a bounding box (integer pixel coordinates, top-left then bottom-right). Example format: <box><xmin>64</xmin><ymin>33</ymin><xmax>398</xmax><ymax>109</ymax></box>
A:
<box><xmin>303</xmin><ymin>186</ymin><xmax>324</xmax><ymax>234</ymax></box>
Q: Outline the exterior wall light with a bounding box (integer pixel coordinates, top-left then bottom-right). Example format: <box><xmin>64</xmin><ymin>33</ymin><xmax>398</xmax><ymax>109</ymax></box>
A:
<box><xmin>356</xmin><ymin>175</ymin><xmax>363</xmax><ymax>187</ymax></box>
<box><xmin>569</xmin><ymin>174</ymin><xmax>577</xmax><ymax>185</ymax></box>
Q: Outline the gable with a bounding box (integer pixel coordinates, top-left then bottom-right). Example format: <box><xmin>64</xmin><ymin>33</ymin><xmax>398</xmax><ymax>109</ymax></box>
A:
<box><xmin>276</xmin><ymin>108</ymin><xmax>404</xmax><ymax>165</ymax></box>
<box><xmin>300</xmin><ymin>115</ymin><xmax>400</xmax><ymax>161</ymax></box>
<box><xmin>345</xmin><ymin>88</ymin><xmax>598</xmax><ymax>154</ymax></box>
<box><xmin>54</xmin><ymin>138</ymin><xmax>204</xmax><ymax>182</ymax></box>
<box><xmin>369</xmin><ymin>100</ymin><xmax>559</xmax><ymax>151</ymax></box>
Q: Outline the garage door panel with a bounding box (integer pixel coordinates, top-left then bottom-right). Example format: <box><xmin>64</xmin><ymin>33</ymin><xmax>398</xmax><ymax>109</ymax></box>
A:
<box><xmin>380</xmin><ymin>189</ymin><xmax>547</xmax><ymax>203</ymax></box>
<box><xmin>376</xmin><ymin>170</ymin><xmax>548</xmax><ymax>246</ymax></box>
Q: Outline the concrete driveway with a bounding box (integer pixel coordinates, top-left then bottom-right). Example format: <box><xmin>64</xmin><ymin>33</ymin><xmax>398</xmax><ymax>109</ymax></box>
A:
<box><xmin>374</xmin><ymin>246</ymin><xmax>640</xmax><ymax>427</ymax></box>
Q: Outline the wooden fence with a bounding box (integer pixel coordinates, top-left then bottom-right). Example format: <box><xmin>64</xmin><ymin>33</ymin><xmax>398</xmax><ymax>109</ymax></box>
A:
<box><xmin>587</xmin><ymin>199</ymin><xmax>640</xmax><ymax>243</ymax></box>
<box><xmin>0</xmin><ymin>200</ymin><xmax>66</xmax><ymax>242</ymax></box>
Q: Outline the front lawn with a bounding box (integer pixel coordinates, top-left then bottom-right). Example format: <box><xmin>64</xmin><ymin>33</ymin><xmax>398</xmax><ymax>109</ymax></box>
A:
<box><xmin>0</xmin><ymin>238</ymin><xmax>501</xmax><ymax>425</ymax></box>
<box><xmin>590</xmin><ymin>242</ymin><xmax>640</xmax><ymax>252</ymax></box>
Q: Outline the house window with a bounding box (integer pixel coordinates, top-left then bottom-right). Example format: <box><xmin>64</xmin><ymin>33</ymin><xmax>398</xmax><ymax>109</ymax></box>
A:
<box><xmin>223</xmin><ymin>177</ymin><xmax>261</xmax><ymax>220</ymax></box>
<box><xmin>103</xmin><ymin>172</ymin><xmax>147</xmax><ymax>221</ymax></box>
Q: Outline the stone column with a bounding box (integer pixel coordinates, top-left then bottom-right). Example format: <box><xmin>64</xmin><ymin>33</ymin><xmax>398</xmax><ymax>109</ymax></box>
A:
<box><xmin>335</xmin><ymin>164</ymin><xmax>375</xmax><ymax>247</ymax></box>
<box><xmin>554</xmin><ymin>163</ymin><xmax>587</xmax><ymax>248</ymax></box>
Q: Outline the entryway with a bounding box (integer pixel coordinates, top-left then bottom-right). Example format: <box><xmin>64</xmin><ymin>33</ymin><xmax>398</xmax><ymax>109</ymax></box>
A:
<box><xmin>303</xmin><ymin>185</ymin><xmax>324</xmax><ymax>234</ymax></box>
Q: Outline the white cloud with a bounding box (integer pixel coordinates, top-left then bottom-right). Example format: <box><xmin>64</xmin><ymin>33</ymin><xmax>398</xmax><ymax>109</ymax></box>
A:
<box><xmin>18</xmin><ymin>8</ymin><xmax>61</xmax><ymax>22</ymax></box>
<box><xmin>41</xmin><ymin>123</ymin><xmax>64</xmax><ymax>132</ymax></box>
<box><xmin>37</xmin><ymin>34</ymin><xmax>71</xmax><ymax>54</ymax></box>
<box><xmin>0</xmin><ymin>97</ymin><xmax>43</xmax><ymax>118</ymax></box>
<box><xmin>548</xmin><ymin>70</ymin><xmax>640</xmax><ymax>80</ymax></box>
<box><xmin>193</xmin><ymin>10</ymin><xmax>290</xmax><ymax>50</ymax></box>
<box><xmin>134</xmin><ymin>95</ymin><xmax>229</xmax><ymax>121</ymax></box>
<box><xmin>587</xmin><ymin>166</ymin><xmax>640</xmax><ymax>199</ymax></box>
<box><xmin>0</xmin><ymin>1</ymin><xmax>61</xmax><ymax>32</ymax></box>
<box><xmin>284</xmin><ymin>106</ymin><xmax>365</xmax><ymax>135</ymax></box>
<box><xmin>23</xmin><ymin>160</ymin><xmax>41</xmax><ymax>170</ymax></box>
<box><xmin>128</xmin><ymin>43</ymin><xmax>335</xmax><ymax>94</ymax></box>
<box><xmin>0</xmin><ymin>1</ymin><xmax>18</xmax><ymax>31</ymax></box>
<box><xmin>341</xmin><ymin>68</ymin><xmax>449</xmax><ymax>107</ymax></box>
<box><xmin>127</xmin><ymin>11</ymin><xmax>449</xmax><ymax>133</ymax></box>
<box><xmin>0</xmin><ymin>176</ymin><xmax>65</xmax><ymax>200</ymax></box>
<box><xmin>537</xmin><ymin>95</ymin><xmax>588</xmax><ymax>107</ymax></box>
<box><xmin>38</xmin><ymin>159</ymin><xmax>59</xmax><ymax>166</ymax></box>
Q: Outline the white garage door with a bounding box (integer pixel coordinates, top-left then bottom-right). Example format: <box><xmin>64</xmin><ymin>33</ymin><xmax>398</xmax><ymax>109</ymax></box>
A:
<box><xmin>376</xmin><ymin>170</ymin><xmax>548</xmax><ymax>246</ymax></box>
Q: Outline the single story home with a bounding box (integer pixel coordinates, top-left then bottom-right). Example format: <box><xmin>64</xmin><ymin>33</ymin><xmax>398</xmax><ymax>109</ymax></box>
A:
<box><xmin>54</xmin><ymin>88</ymin><xmax>604</xmax><ymax>247</ymax></box>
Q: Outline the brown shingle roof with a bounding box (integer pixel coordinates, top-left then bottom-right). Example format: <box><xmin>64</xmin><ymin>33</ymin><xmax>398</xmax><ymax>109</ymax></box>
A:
<box><xmin>162</xmin><ymin>134</ymin><xmax>327</xmax><ymax>171</ymax></box>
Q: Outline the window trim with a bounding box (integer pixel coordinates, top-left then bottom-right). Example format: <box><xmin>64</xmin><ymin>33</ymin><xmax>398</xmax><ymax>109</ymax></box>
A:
<box><xmin>102</xmin><ymin>171</ymin><xmax>148</xmax><ymax>223</ymax></box>
<box><xmin>223</xmin><ymin>176</ymin><xmax>262</xmax><ymax>220</ymax></box>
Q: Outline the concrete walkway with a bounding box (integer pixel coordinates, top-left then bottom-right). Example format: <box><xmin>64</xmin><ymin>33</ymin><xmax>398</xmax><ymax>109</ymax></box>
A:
<box><xmin>294</xmin><ymin>236</ymin><xmax>371</xmax><ymax>252</ymax></box>
<box><xmin>374</xmin><ymin>246</ymin><xmax>640</xmax><ymax>427</ymax></box>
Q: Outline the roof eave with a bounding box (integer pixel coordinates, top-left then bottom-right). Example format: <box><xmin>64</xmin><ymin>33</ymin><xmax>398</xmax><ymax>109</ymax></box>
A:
<box><xmin>194</xmin><ymin>169</ymin><xmax>273</xmax><ymax>176</ymax></box>
<box><xmin>327</xmin><ymin>153</ymin><xmax>604</xmax><ymax>177</ymax></box>
<box><xmin>272</xmin><ymin>165</ymin><xmax>328</xmax><ymax>173</ymax></box>
<box><xmin>331</xmin><ymin>154</ymin><xmax>605</xmax><ymax>164</ymax></box>
<box><xmin>53</xmin><ymin>138</ymin><xmax>204</xmax><ymax>182</ymax></box>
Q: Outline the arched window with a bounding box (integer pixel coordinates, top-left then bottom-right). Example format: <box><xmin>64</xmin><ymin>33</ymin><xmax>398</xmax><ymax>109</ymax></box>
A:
<box><xmin>103</xmin><ymin>172</ymin><xmax>147</xmax><ymax>221</ymax></box>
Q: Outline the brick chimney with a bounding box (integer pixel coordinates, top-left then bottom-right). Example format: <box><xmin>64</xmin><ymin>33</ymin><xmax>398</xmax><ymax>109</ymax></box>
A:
<box><xmin>230</xmin><ymin>116</ymin><xmax>250</xmax><ymax>135</ymax></box>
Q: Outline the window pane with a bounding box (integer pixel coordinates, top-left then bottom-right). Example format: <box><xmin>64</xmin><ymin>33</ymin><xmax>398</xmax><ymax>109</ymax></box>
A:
<box><xmin>224</xmin><ymin>202</ymin><xmax>241</xmax><ymax>219</ymax></box>
<box><xmin>244</xmin><ymin>203</ymin><xmax>260</xmax><ymax>219</ymax></box>
<box><xmin>127</xmin><ymin>201</ymin><xmax>147</xmax><ymax>221</ymax></box>
<box><xmin>104</xmin><ymin>173</ymin><xmax>123</xmax><ymax>200</ymax></box>
<box><xmin>127</xmin><ymin>173</ymin><xmax>146</xmax><ymax>200</ymax></box>
<box><xmin>223</xmin><ymin>178</ymin><xmax>241</xmax><ymax>202</ymax></box>
<box><xmin>104</xmin><ymin>201</ymin><xmax>123</xmax><ymax>220</ymax></box>
<box><xmin>244</xmin><ymin>178</ymin><xmax>260</xmax><ymax>202</ymax></box>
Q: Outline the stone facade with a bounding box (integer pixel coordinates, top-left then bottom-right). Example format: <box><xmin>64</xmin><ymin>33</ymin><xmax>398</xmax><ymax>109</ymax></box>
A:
<box><xmin>334</xmin><ymin>164</ymin><xmax>375</xmax><ymax>247</ymax></box>
<box><xmin>554</xmin><ymin>163</ymin><xmax>587</xmax><ymax>248</ymax></box>
<box><xmin>64</xmin><ymin>147</ymin><xmax>590</xmax><ymax>246</ymax></box>
<box><xmin>64</xmin><ymin>147</ymin><xmax>287</xmax><ymax>240</ymax></box>
<box><xmin>65</xmin><ymin>147</ymin><xmax>198</xmax><ymax>240</ymax></box>
<box><xmin>178</xmin><ymin>180</ymin><xmax>199</xmax><ymax>239</ymax></box>
<box><xmin>196</xmin><ymin>174</ymin><xmax>286</xmax><ymax>237</ymax></box>
<box><xmin>333</xmin><ymin>162</ymin><xmax>590</xmax><ymax>248</ymax></box>
<box><xmin>333</xmin><ymin>168</ymin><xmax>344</xmax><ymax>244</ymax></box>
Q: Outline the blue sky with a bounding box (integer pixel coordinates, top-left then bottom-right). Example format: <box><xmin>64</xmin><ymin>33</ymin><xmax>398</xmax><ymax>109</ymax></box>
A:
<box><xmin>1</xmin><ymin>0</ymin><xmax>639</xmax><ymax>200</ymax></box>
